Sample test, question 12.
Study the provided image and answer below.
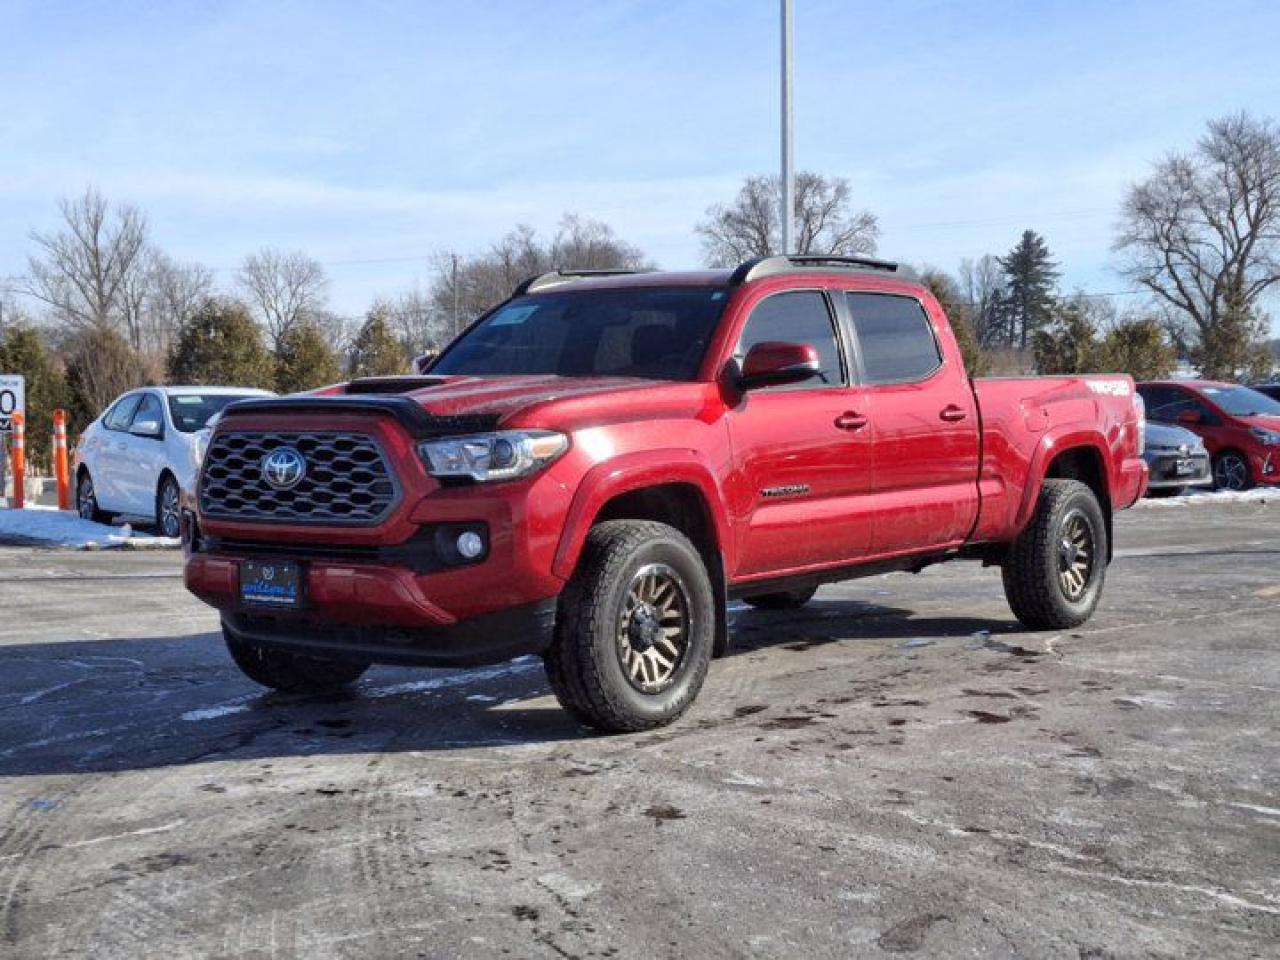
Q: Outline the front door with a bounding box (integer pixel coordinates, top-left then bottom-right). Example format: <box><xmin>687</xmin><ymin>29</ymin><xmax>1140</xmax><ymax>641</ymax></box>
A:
<box><xmin>725</xmin><ymin>289</ymin><xmax>873</xmax><ymax>578</ymax></box>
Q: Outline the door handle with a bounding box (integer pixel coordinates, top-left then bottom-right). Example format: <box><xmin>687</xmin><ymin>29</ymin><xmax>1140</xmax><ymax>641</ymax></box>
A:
<box><xmin>835</xmin><ymin>411</ymin><xmax>868</xmax><ymax>431</ymax></box>
<box><xmin>939</xmin><ymin>405</ymin><xmax>967</xmax><ymax>422</ymax></box>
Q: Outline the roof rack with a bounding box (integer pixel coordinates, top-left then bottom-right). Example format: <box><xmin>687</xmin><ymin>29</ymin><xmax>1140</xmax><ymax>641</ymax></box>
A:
<box><xmin>728</xmin><ymin>254</ymin><xmax>912</xmax><ymax>286</ymax></box>
<box><xmin>512</xmin><ymin>268</ymin><xmax>645</xmax><ymax>297</ymax></box>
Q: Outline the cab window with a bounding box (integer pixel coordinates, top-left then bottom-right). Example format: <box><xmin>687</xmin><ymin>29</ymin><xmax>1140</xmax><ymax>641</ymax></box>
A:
<box><xmin>846</xmin><ymin>293</ymin><xmax>942</xmax><ymax>384</ymax></box>
<box><xmin>734</xmin><ymin>291</ymin><xmax>844</xmax><ymax>390</ymax></box>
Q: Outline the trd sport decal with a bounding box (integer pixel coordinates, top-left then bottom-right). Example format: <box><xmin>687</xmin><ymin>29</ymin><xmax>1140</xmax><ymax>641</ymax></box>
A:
<box><xmin>760</xmin><ymin>484</ymin><xmax>810</xmax><ymax>499</ymax></box>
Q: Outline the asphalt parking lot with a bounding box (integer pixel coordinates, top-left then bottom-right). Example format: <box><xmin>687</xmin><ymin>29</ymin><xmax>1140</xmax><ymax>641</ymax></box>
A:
<box><xmin>1</xmin><ymin>502</ymin><xmax>1278</xmax><ymax>959</ymax></box>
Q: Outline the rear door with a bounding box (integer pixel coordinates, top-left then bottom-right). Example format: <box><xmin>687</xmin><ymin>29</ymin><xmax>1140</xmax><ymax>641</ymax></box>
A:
<box><xmin>842</xmin><ymin>291</ymin><xmax>980</xmax><ymax>553</ymax></box>
<box><xmin>725</xmin><ymin>289</ymin><xmax>873</xmax><ymax>577</ymax></box>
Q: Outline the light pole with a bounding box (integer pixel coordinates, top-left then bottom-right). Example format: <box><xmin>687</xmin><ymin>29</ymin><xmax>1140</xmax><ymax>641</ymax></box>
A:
<box><xmin>779</xmin><ymin>0</ymin><xmax>795</xmax><ymax>256</ymax></box>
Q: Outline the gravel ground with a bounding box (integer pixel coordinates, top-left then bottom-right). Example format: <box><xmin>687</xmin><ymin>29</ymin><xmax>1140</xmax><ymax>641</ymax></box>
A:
<box><xmin>0</xmin><ymin>503</ymin><xmax>1277</xmax><ymax>959</ymax></box>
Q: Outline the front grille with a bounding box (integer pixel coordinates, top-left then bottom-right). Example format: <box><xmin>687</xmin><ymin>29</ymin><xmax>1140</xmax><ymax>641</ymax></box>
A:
<box><xmin>200</xmin><ymin>431</ymin><xmax>399</xmax><ymax>525</ymax></box>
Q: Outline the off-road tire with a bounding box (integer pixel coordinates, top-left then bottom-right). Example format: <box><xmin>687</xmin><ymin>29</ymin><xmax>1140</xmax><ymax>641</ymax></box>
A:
<box><xmin>743</xmin><ymin>586</ymin><xmax>818</xmax><ymax>610</ymax></box>
<box><xmin>545</xmin><ymin>520</ymin><xmax>715</xmax><ymax>733</ymax></box>
<box><xmin>224</xmin><ymin>625</ymin><xmax>370</xmax><ymax>693</ymax></box>
<box><xmin>1002</xmin><ymin>479</ymin><xmax>1107</xmax><ymax>629</ymax></box>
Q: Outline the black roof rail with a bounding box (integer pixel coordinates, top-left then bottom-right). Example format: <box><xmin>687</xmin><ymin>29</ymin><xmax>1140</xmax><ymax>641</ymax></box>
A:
<box><xmin>512</xmin><ymin>268</ymin><xmax>646</xmax><ymax>297</ymax></box>
<box><xmin>728</xmin><ymin>254</ymin><xmax>912</xmax><ymax>285</ymax></box>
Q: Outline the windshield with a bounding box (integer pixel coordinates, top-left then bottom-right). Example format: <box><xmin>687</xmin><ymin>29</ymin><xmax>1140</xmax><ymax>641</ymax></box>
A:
<box><xmin>167</xmin><ymin>394</ymin><xmax>261</xmax><ymax>433</ymax></box>
<box><xmin>1201</xmin><ymin>385</ymin><xmax>1280</xmax><ymax>417</ymax></box>
<box><xmin>430</xmin><ymin>287</ymin><xmax>729</xmax><ymax>380</ymax></box>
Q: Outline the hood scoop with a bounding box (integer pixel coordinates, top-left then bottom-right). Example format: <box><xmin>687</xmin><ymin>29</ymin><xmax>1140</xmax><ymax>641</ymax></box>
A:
<box><xmin>345</xmin><ymin>376</ymin><xmax>450</xmax><ymax>395</ymax></box>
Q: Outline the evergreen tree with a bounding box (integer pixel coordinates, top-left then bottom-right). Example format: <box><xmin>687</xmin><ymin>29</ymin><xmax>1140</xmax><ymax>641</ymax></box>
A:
<box><xmin>1000</xmin><ymin>230</ymin><xmax>1060</xmax><ymax>349</ymax></box>
<box><xmin>920</xmin><ymin>269</ymin><xmax>988</xmax><ymax>376</ymax></box>
<box><xmin>275</xmin><ymin>321</ymin><xmax>343</xmax><ymax>394</ymax></box>
<box><xmin>1192</xmin><ymin>278</ymin><xmax>1273</xmax><ymax>381</ymax></box>
<box><xmin>348</xmin><ymin>304</ymin><xmax>409</xmax><ymax>378</ymax></box>
<box><xmin>0</xmin><ymin>325</ymin><xmax>71</xmax><ymax>469</ymax></box>
<box><xmin>168</xmin><ymin>297</ymin><xmax>274</xmax><ymax>388</ymax></box>
<box><xmin>1033</xmin><ymin>298</ymin><xmax>1104</xmax><ymax>375</ymax></box>
<box><xmin>1099</xmin><ymin>318</ymin><xmax>1177</xmax><ymax>381</ymax></box>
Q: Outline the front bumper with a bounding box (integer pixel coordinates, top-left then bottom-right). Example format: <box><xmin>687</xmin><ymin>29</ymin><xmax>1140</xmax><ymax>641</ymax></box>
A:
<box><xmin>1143</xmin><ymin>452</ymin><xmax>1211</xmax><ymax>490</ymax></box>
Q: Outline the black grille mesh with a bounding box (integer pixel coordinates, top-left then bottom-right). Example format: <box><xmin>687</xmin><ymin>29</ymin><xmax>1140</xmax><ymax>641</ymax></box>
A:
<box><xmin>200</xmin><ymin>431</ymin><xmax>398</xmax><ymax>525</ymax></box>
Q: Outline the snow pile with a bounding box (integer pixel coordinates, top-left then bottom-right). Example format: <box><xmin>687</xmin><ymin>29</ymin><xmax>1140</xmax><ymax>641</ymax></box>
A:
<box><xmin>0</xmin><ymin>505</ymin><xmax>179</xmax><ymax>549</ymax></box>
<box><xmin>1135</xmin><ymin>487</ymin><xmax>1277</xmax><ymax>508</ymax></box>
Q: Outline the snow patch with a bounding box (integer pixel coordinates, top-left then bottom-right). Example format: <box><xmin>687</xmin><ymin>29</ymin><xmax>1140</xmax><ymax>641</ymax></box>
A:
<box><xmin>0</xmin><ymin>505</ymin><xmax>180</xmax><ymax>549</ymax></box>
<box><xmin>1134</xmin><ymin>488</ymin><xmax>1277</xmax><ymax>508</ymax></box>
<box><xmin>181</xmin><ymin>704</ymin><xmax>251</xmax><ymax>722</ymax></box>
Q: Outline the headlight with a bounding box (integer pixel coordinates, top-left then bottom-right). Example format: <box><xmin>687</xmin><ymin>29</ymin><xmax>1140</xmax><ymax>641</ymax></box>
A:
<box><xmin>1250</xmin><ymin>427</ymin><xmax>1280</xmax><ymax>445</ymax></box>
<box><xmin>419</xmin><ymin>430</ymin><xmax>568</xmax><ymax>483</ymax></box>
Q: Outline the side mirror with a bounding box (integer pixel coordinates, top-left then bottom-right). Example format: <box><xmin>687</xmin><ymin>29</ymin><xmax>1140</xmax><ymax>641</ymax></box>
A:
<box><xmin>130</xmin><ymin>419</ymin><xmax>163</xmax><ymax>439</ymax></box>
<box><xmin>1176</xmin><ymin>409</ymin><xmax>1203</xmax><ymax>426</ymax></box>
<box><xmin>739</xmin><ymin>341</ymin><xmax>822</xmax><ymax>390</ymax></box>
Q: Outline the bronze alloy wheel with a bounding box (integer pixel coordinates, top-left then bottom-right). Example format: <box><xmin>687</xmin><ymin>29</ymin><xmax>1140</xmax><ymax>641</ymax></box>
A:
<box><xmin>1057</xmin><ymin>509</ymin><xmax>1095</xmax><ymax>601</ymax></box>
<box><xmin>616</xmin><ymin>562</ymin><xmax>691</xmax><ymax>694</ymax></box>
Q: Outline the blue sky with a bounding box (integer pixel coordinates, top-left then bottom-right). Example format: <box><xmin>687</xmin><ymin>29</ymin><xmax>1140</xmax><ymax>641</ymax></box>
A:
<box><xmin>2</xmin><ymin>0</ymin><xmax>1278</xmax><ymax>317</ymax></box>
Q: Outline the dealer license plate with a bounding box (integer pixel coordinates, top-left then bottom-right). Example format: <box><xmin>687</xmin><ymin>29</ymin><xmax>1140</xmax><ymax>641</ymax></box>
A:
<box><xmin>238</xmin><ymin>560</ymin><xmax>302</xmax><ymax>608</ymax></box>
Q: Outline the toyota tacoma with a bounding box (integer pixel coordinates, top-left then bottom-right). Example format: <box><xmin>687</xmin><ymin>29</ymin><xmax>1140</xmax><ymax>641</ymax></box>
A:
<box><xmin>184</xmin><ymin>255</ymin><xmax>1148</xmax><ymax>731</ymax></box>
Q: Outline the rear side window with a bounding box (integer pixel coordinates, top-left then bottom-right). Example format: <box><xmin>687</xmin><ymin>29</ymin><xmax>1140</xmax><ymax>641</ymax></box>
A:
<box><xmin>104</xmin><ymin>394</ymin><xmax>142</xmax><ymax>431</ymax></box>
<box><xmin>846</xmin><ymin>293</ymin><xmax>941</xmax><ymax>384</ymax></box>
<box><xmin>735</xmin><ymin>291</ymin><xmax>844</xmax><ymax>389</ymax></box>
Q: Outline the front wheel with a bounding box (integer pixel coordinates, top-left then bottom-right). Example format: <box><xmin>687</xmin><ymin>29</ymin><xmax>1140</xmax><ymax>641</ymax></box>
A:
<box><xmin>1213</xmin><ymin>451</ymin><xmax>1253</xmax><ymax>491</ymax></box>
<box><xmin>545</xmin><ymin>520</ymin><xmax>715</xmax><ymax>733</ymax></box>
<box><xmin>156</xmin><ymin>475</ymin><xmax>181</xmax><ymax>538</ymax></box>
<box><xmin>1002</xmin><ymin>479</ymin><xmax>1108</xmax><ymax>629</ymax></box>
<box><xmin>224</xmin><ymin>625</ymin><xmax>370</xmax><ymax>693</ymax></box>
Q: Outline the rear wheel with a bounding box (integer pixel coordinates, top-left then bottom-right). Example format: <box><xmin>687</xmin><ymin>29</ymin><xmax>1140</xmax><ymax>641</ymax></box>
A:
<box><xmin>224</xmin><ymin>625</ymin><xmax>370</xmax><ymax>693</ymax></box>
<box><xmin>1213</xmin><ymin>451</ymin><xmax>1253</xmax><ymax>491</ymax></box>
<box><xmin>545</xmin><ymin>520</ymin><xmax>715</xmax><ymax>733</ymax></box>
<box><xmin>1002</xmin><ymin>479</ymin><xmax>1108</xmax><ymax>629</ymax></box>
<box><xmin>156</xmin><ymin>474</ymin><xmax>181</xmax><ymax>538</ymax></box>
<box><xmin>76</xmin><ymin>471</ymin><xmax>114</xmax><ymax>525</ymax></box>
<box><xmin>743</xmin><ymin>586</ymin><xmax>818</xmax><ymax>610</ymax></box>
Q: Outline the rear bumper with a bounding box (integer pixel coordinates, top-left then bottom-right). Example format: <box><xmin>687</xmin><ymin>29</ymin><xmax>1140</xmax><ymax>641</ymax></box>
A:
<box><xmin>1117</xmin><ymin>456</ymin><xmax>1150</xmax><ymax>508</ymax></box>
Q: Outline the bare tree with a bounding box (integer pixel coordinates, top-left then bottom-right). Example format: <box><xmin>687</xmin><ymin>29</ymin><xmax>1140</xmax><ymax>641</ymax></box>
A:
<box><xmin>1115</xmin><ymin>112</ymin><xmax>1280</xmax><ymax>369</ymax></box>
<box><xmin>146</xmin><ymin>254</ymin><xmax>214</xmax><ymax>353</ymax></box>
<box><xmin>696</xmin><ymin>172</ymin><xmax>879</xmax><ymax>266</ymax></box>
<box><xmin>384</xmin><ymin>287</ymin><xmax>453</xmax><ymax>355</ymax></box>
<box><xmin>429</xmin><ymin>215</ymin><xmax>650</xmax><ymax>334</ymax></box>
<box><xmin>25</xmin><ymin>188</ymin><xmax>149</xmax><ymax>335</ymax></box>
<box><xmin>237</xmin><ymin>249</ymin><xmax>329</xmax><ymax>349</ymax></box>
<box><xmin>959</xmin><ymin>255</ymin><xmax>1007</xmax><ymax>347</ymax></box>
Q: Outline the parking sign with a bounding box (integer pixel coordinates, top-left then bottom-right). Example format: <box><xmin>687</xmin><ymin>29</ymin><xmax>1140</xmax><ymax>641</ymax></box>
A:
<box><xmin>0</xmin><ymin>375</ymin><xmax>24</xmax><ymax>435</ymax></box>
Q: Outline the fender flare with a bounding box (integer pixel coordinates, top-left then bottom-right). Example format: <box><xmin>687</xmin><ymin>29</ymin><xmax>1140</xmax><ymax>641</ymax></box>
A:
<box><xmin>551</xmin><ymin>449</ymin><xmax>733</xmax><ymax>580</ymax></box>
<box><xmin>1014</xmin><ymin>428</ymin><xmax>1114</xmax><ymax>533</ymax></box>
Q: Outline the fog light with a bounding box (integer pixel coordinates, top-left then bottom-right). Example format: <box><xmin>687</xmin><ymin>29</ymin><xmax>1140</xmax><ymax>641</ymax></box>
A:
<box><xmin>456</xmin><ymin>531</ymin><xmax>485</xmax><ymax>559</ymax></box>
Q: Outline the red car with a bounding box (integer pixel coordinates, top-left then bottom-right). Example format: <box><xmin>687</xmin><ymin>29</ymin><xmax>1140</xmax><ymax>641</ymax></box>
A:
<box><xmin>184</xmin><ymin>255</ymin><xmax>1147</xmax><ymax>731</ymax></box>
<box><xmin>1136</xmin><ymin>380</ymin><xmax>1280</xmax><ymax>491</ymax></box>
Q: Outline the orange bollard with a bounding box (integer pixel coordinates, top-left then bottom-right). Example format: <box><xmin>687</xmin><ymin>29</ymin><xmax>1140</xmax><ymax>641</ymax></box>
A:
<box><xmin>54</xmin><ymin>410</ymin><xmax>70</xmax><ymax>511</ymax></box>
<box><xmin>11</xmin><ymin>412</ymin><xmax>24</xmax><ymax>510</ymax></box>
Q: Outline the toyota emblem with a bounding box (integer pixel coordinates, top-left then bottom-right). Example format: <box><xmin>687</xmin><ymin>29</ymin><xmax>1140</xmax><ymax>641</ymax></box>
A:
<box><xmin>262</xmin><ymin>447</ymin><xmax>307</xmax><ymax>490</ymax></box>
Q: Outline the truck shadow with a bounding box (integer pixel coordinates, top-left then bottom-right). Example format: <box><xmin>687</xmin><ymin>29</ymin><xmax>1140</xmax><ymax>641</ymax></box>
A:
<box><xmin>0</xmin><ymin>600</ymin><xmax>1016</xmax><ymax>778</ymax></box>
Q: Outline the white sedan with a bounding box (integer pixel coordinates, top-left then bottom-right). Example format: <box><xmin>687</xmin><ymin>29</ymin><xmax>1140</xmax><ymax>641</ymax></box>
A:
<box><xmin>73</xmin><ymin>386</ymin><xmax>273</xmax><ymax>537</ymax></box>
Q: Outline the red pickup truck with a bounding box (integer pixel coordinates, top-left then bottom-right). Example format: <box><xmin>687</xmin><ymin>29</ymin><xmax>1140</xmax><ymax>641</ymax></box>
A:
<box><xmin>184</xmin><ymin>255</ymin><xmax>1148</xmax><ymax>731</ymax></box>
